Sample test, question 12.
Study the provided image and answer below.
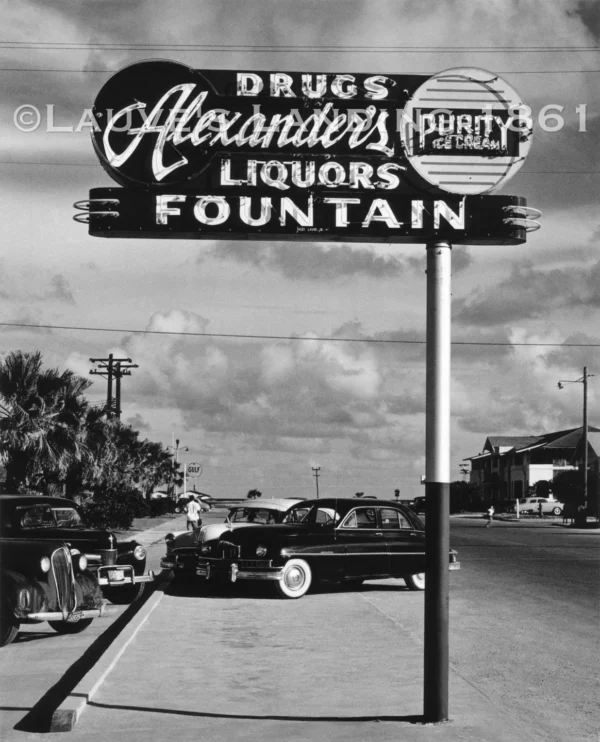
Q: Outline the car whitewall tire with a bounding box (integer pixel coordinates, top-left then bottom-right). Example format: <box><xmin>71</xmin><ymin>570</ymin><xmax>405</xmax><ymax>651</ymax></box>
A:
<box><xmin>275</xmin><ymin>559</ymin><xmax>312</xmax><ymax>599</ymax></box>
<box><xmin>404</xmin><ymin>572</ymin><xmax>426</xmax><ymax>591</ymax></box>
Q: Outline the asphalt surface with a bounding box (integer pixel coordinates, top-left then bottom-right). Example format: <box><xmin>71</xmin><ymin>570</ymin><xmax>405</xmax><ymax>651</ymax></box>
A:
<box><xmin>1</xmin><ymin>510</ymin><xmax>598</xmax><ymax>741</ymax></box>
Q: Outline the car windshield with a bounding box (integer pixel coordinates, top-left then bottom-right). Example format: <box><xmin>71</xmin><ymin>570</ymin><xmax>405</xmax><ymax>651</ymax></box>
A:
<box><xmin>17</xmin><ymin>505</ymin><xmax>56</xmax><ymax>529</ymax></box>
<box><xmin>283</xmin><ymin>504</ymin><xmax>340</xmax><ymax>525</ymax></box>
<box><xmin>228</xmin><ymin>508</ymin><xmax>280</xmax><ymax>524</ymax></box>
<box><xmin>52</xmin><ymin>507</ymin><xmax>85</xmax><ymax>528</ymax></box>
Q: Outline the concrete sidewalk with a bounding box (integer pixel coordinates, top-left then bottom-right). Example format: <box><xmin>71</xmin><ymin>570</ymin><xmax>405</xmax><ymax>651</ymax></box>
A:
<box><xmin>48</xmin><ymin>580</ymin><xmax>543</xmax><ymax>742</ymax></box>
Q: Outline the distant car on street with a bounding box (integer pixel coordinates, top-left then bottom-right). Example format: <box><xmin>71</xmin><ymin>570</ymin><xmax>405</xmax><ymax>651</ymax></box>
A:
<box><xmin>174</xmin><ymin>494</ymin><xmax>212</xmax><ymax>513</ymax></box>
<box><xmin>411</xmin><ymin>496</ymin><xmax>426</xmax><ymax>514</ymax></box>
<box><xmin>165</xmin><ymin>498</ymin><xmax>460</xmax><ymax>599</ymax></box>
<box><xmin>0</xmin><ymin>495</ymin><xmax>153</xmax><ymax>604</ymax></box>
<box><xmin>1</xmin><ymin>536</ymin><xmax>105</xmax><ymax>646</ymax></box>
<box><xmin>508</xmin><ymin>497</ymin><xmax>564</xmax><ymax>515</ymax></box>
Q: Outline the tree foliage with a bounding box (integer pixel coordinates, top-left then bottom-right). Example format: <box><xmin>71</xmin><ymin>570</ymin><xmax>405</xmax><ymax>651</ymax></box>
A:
<box><xmin>247</xmin><ymin>489</ymin><xmax>262</xmax><ymax>499</ymax></box>
<box><xmin>0</xmin><ymin>350</ymin><xmax>182</xmax><ymax>525</ymax></box>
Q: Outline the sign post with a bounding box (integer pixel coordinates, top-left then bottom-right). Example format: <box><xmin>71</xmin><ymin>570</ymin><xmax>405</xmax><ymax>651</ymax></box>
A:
<box><xmin>424</xmin><ymin>241</ymin><xmax>452</xmax><ymax>722</ymax></box>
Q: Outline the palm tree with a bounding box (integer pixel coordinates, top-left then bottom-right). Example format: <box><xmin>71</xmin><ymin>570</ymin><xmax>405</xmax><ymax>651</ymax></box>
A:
<box><xmin>0</xmin><ymin>351</ymin><xmax>90</xmax><ymax>492</ymax></box>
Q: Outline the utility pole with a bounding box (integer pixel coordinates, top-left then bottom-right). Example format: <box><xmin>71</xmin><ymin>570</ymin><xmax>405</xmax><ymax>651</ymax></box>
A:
<box><xmin>312</xmin><ymin>466</ymin><xmax>320</xmax><ymax>498</ymax></box>
<box><xmin>90</xmin><ymin>355</ymin><xmax>138</xmax><ymax>418</ymax></box>
<box><xmin>113</xmin><ymin>361</ymin><xmax>138</xmax><ymax>418</ymax></box>
<box><xmin>168</xmin><ymin>436</ymin><xmax>188</xmax><ymax>500</ymax></box>
<box><xmin>558</xmin><ymin>366</ymin><xmax>594</xmax><ymax>525</ymax></box>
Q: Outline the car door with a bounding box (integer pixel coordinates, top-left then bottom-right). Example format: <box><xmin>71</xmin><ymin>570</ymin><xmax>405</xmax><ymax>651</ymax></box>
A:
<box><xmin>281</xmin><ymin>504</ymin><xmax>344</xmax><ymax>581</ymax></box>
<box><xmin>381</xmin><ymin>507</ymin><xmax>426</xmax><ymax>577</ymax></box>
<box><xmin>335</xmin><ymin>506</ymin><xmax>389</xmax><ymax>579</ymax></box>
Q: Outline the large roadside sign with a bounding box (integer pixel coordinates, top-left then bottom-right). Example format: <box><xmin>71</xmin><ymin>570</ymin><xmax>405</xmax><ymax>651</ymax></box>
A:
<box><xmin>76</xmin><ymin>60</ymin><xmax>539</xmax><ymax>243</ymax></box>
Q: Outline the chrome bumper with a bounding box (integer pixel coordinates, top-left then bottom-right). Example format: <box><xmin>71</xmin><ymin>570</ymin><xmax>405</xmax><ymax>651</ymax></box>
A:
<box><xmin>197</xmin><ymin>561</ymin><xmax>282</xmax><ymax>583</ymax></box>
<box><xmin>96</xmin><ymin>565</ymin><xmax>154</xmax><ymax>586</ymax></box>
<box><xmin>27</xmin><ymin>605</ymin><xmax>106</xmax><ymax>621</ymax></box>
<box><xmin>449</xmin><ymin>562</ymin><xmax>461</xmax><ymax>570</ymax></box>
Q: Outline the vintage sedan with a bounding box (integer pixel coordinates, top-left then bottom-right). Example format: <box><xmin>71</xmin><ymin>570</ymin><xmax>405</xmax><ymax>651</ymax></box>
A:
<box><xmin>0</xmin><ymin>495</ymin><xmax>154</xmax><ymax>604</ymax></box>
<box><xmin>1</xmin><ymin>536</ymin><xmax>105</xmax><ymax>646</ymax></box>
<box><xmin>177</xmin><ymin>498</ymin><xmax>460</xmax><ymax>599</ymax></box>
<box><xmin>162</xmin><ymin>499</ymin><xmax>303</xmax><ymax>581</ymax></box>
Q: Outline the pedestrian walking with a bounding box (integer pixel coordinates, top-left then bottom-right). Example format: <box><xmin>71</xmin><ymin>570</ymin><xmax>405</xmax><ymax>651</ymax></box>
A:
<box><xmin>538</xmin><ymin>500</ymin><xmax>544</xmax><ymax>519</ymax></box>
<box><xmin>485</xmin><ymin>505</ymin><xmax>495</xmax><ymax>527</ymax></box>
<box><xmin>185</xmin><ymin>496</ymin><xmax>202</xmax><ymax>531</ymax></box>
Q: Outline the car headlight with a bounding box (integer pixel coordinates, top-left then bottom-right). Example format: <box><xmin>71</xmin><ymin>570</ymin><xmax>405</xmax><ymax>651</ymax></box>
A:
<box><xmin>133</xmin><ymin>545</ymin><xmax>146</xmax><ymax>560</ymax></box>
<box><xmin>40</xmin><ymin>556</ymin><xmax>51</xmax><ymax>573</ymax></box>
<box><xmin>78</xmin><ymin>554</ymin><xmax>88</xmax><ymax>571</ymax></box>
<box><xmin>256</xmin><ymin>545</ymin><xmax>267</xmax><ymax>557</ymax></box>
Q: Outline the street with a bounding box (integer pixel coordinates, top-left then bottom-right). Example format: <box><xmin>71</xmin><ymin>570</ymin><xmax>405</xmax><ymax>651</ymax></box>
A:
<box><xmin>447</xmin><ymin>516</ymin><xmax>599</xmax><ymax>742</ymax></box>
<box><xmin>0</xmin><ymin>512</ymin><xmax>597</xmax><ymax>742</ymax></box>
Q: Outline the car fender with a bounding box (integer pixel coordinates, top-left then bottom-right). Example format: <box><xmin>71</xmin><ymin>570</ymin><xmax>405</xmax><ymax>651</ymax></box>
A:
<box><xmin>117</xmin><ymin>540</ymin><xmax>146</xmax><ymax>574</ymax></box>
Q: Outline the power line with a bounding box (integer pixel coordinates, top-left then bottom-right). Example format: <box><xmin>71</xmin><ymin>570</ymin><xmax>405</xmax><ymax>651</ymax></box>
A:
<box><xmin>2</xmin><ymin>321</ymin><xmax>600</xmax><ymax>348</ymax></box>
<box><xmin>0</xmin><ymin>41</ymin><xmax>599</xmax><ymax>51</ymax></box>
<box><xmin>1</xmin><ymin>68</ymin><xmax>599</xmax><ymax>74</ymax></box>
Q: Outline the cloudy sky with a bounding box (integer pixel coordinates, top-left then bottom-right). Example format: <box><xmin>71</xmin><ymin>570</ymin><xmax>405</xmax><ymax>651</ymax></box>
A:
<box><xmin>1</xmin><ymin>0</ymin><xmax>599</xmax><ymax>499</ymax></box>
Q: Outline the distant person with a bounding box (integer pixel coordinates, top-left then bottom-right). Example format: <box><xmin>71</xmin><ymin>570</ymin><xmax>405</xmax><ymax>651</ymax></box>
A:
<box><xmin>394</xmin><ymin>489</ymin><xmax>400</xmax><ymax>501</ymax></box>
<box><xmin>538</xmin><ymin>500</ymin><xmax>544</xmax><ymax>519</ymax></box>
<box><xmin>185</xmin><ymin>496</ymin><xmax>202</xmax><ymax>531</ymax></box>
<box><xmin>485</xmin><ymin>505</ymin><xmax>495</xmax><ymax>528</ymax></box>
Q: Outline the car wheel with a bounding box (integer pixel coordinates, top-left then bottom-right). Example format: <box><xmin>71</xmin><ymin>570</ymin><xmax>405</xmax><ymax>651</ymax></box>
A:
<box><xmin>275</xmin><ymin>559</ymin><xmax>312</xmax><ymax>599</ymax></box>
<box><xmin>103</xmin><ymin>581</ymin><xmax>146</xmax><ymax>605</ymax></box>
<box><xmin>404</xmin><ymin>572</ymin><xmax>426</xmax><ymax>591</ymax></box>
<box><xmin>48</xmin><ymin>617</ymin><xmax>94</xmax><ymax>634</ymax></box>
<box><xmin>0</xmin><ymin>600</ymin><xmax>19</xmax><ymax>647</ymax></box>
<box><xmin>552</xmin><ymin>507</ymin><xmax>562</xmax><ymax>516</ymax></box>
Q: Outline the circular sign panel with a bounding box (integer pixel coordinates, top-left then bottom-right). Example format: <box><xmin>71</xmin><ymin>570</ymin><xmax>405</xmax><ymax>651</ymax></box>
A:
<box><xmin>400</xmin><ymin>67</ymin><xmax>532</xmax><ymax>195</ymax></box>
<box><xmin>186</xmin><ymin>462</ymin><xmax>203</xmax><ymax>477</ymax></box>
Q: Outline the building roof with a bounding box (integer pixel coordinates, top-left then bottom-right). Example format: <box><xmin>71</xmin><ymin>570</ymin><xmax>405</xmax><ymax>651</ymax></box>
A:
<box><xmin>468</xmin><ymin>426</ymin><xmax>600</xmax><ymax>460</ymax></box>
<box><xmin>541</xmin><ymin>426</ymin><xmax>600</xmax><ymax>448</ymax></box>
<box><xmin>484</xmin><ymin>436</ymin><xmax>542</xmax><ymax>453</ymax></box>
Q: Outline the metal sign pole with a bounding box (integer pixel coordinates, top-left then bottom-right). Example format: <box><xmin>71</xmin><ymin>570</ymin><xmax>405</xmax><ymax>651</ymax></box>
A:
<box><xmin>424</xmin><ymin>240</ymin><xmax>451</xmax><ymax>722</ymax></box>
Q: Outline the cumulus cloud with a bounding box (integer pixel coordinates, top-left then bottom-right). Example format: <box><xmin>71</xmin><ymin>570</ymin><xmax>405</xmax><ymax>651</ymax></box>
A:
<box><xmin>212</xmin><ymin>241</ymin><xmax>408</xmax><ymax>280</ymax></box>
<box><xmin>454</xmin><ymin>259</ymin><xmax>600</xmax><ymax>326</ymax></box>
<box><xmin>125</xmin><ymin>413</ymin><xmax>151</xmax><ymax>432</ymax></box>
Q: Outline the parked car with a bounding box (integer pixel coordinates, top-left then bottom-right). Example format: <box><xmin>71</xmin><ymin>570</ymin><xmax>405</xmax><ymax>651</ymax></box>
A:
<box><xmin>1</xmin><ymin>536</ymin><xmax>105</xmax><ymax>646</ymax></box>
<box><xmin>163</xmin><ymin>499</ymin><xmax>303</xmax><ymax>571</ymax></box>
<box><xmin>163</xmin><ymin>498</ymin><xmax>459</xmax><ymax>599</ymax></box>
<box><xmin>0</xmin><ymin>495</ymin><xmax>154</xmax><ymax>604</ymax></box>
<box><xmin>508</xmin><ymin>497</ymin><xmax>564</xmax><ymax>515</ymax></box>
<box><xmin>411</xmin><ymin>496</ymin><xmax>427</xmax><ymax>514</ymax></box>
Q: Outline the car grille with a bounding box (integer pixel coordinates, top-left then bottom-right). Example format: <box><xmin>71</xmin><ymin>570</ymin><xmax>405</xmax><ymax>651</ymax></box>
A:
<box><xmin>98</xmin><ymin>549</ymin><xmax>118</xmax><ymax>566</ymax></box>
<box><xmin>239</xmin><ymin>559</ymin><xmax>272</xmax><ymax>569</ymax></box>
<box><xmin>176</xmin><ymin>554</ymin><xmax>197</xmax><ymax>570</ymax></box>
<box><xmin>51</xmin><ymin>546</ymin><xmax>77</xmax><ymax>618</ymax></box>
<box><xmin>220</xmin><ymin>541</ymin><xmax>240</xmax><ymax>559</ymax></box>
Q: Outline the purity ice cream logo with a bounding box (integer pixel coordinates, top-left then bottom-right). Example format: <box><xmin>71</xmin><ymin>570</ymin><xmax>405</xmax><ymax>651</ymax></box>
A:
<box><xmin>400</xmin><ymin>67</ymin><xmax>533</xmax><ymax>195</ymax></box>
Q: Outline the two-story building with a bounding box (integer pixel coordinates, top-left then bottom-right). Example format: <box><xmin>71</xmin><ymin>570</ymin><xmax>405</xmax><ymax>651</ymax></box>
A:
<box><xmin>465</xmin><ymin>426</ymin><xmax>600</xmax><ymax>503</ymax></box>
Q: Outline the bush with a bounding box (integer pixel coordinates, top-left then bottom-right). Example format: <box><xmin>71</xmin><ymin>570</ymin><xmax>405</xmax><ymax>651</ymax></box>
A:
<box><xmin>80</xmin><ymin>489</ymin><xmax>145</xmax><ymax>530</ymax></box>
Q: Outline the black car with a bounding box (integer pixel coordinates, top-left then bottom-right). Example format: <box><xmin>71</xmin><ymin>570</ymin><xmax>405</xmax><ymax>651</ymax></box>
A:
<box><xmin>0</xmin><ymin>495</ymin><xmax>154</xmax><ymax>604</ymax></box>
<box><xmin>1</xmin><ymin>536</ymin><xmax>105</xmax><ymax>646</ymax></box>
<box><xmin>164</xmin><ymin>498</ymin><xmax>460</xmax><ymax>599</ymax></box>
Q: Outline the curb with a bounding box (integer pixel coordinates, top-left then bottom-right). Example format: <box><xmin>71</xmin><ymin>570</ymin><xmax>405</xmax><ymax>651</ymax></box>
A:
<box><xmin>49</xmin><ymin>574</ymin><xmax>170</xmax><ymax>732</ymax></box>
